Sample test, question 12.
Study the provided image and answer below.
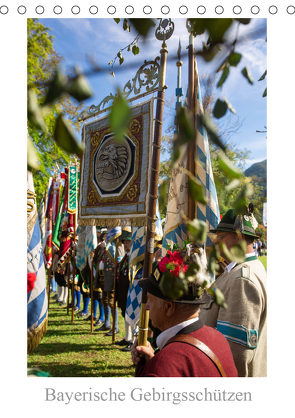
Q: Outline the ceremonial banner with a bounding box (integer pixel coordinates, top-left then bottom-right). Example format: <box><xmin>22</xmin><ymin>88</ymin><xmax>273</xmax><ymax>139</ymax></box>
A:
<box><xmin>38</xmin><ymin>194</ymin><xmax>46</xmax><ymax>247</ymax></box>
<box><xmin>76</xmin><ymin>225</ymin><xmax>98</xmax><ymax>271</ymax></box>
<box><xmin>27</xmin><ymin>171</ymin><xmax>48</xmax><ymax>353</ymax></box>
<box><xmin>125</xmin><ymin>266</ymin><xmax>143</xmax><ymax>327</ymax></box>
<box><xmin>78</xmin><ymin>98</ymin><xmax>153</xmax><ymax>226</ymax></box>
<box><xmin>52</xmin><ymin>179</ymin><xmax>61</xmax><ymax>225</ymax></box>
<box><xmin>43</xmin><ymin>180</ymin><xmax>53</xmax><ymax>269</ymax></box>
<box><xmin>105</xmin><ymin>226</ymin><xmax>122</xmax><ymax>263</ymax></box>
<box><xmin>52</xmin><ymin>182</ymin><xmax>65</xmax><ymax>250</ymax></box>
<box><xmin>68</xmin><ymin>165</ymin><xmax>79</xmax><ymax>214</ymax></box>
<box><xmin>129</xmin><ymin>200</ymin><xmax>163</xmax><ymax>284</ymax></box>
<box><xmin>163</xmin><ymin>60</ymin><xmax>220</xmax><ymax>252</ymax></box>
<box><xmin>57</xmin><ymin>168</ymin><xmax>74</xmax><ymax>269</ymax></box>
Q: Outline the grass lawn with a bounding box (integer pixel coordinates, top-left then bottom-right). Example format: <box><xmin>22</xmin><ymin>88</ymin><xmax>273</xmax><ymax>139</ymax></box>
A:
<box><xmin>27</xmin><ymin>294</ymin><xmax>136</xmax><ymax>377</ymax></box>
<box><xmin>259</xmin><ymin>256</ymin><xmax>267</xmax><ymax>270</ymax></box>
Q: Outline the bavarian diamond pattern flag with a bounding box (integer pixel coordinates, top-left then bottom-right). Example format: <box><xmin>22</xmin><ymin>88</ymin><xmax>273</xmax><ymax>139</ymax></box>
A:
<box><xmin>163</xmin><ymin>58</ymin><xmax>220</xmax><ymax>253</ymax></box>
<box><xmin>125</xmin><ymin>266</ymin><xmax>143</xmax><ymax>327</ymax></box>
<box><xmin>76</xmin><ymin>225</ymin><xmax>98</xmax><ymax>271</ymax></box>
<box><xmin>27</xmin><ymin>171</ymin><xmax>48</xmax><ymax>353</ymax></box>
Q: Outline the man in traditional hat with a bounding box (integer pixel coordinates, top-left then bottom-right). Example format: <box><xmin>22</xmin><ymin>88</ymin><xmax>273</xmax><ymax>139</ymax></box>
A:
<box><xmin>200</xmin><ymin>205</ymin><xmax>267</xmax><ymax>377</ymax></box>
<box><xmin>131</xmin><ymin>249</ymin><xmax>238</xmax><ymax>377</ymax></box>
<box><xmin>115</xmin><ymin>229</ymin><xmax>134</xmax><ymax>351</ymax></box>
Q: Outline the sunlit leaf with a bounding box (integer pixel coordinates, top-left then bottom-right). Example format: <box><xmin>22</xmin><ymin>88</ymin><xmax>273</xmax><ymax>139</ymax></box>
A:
<box><xmin>200</xmin><ymin>113</ymin><xmax>226</xmax><ymax>152</ymax></box>
<box><xmin>109</xmin><ymin>89</ymin><xmax>131</xmax><ymax>143</ymax></box>
<box><xmin>217</xmin><ymin>65</ymin><xmax>230</xmax><ymax>87</ymax></box>
<box><xmin>42</xmin><ymin>68</ymin><xmax>67</xmax><ymax>106</ymax></box>
<box><xmin>225</xmin><ymin>178</ymin><xmax>241</xmax><ymax>191</ymax></box>
<box><xmin>262</xmin><ymin>88</ymin><xmax>267</xmax><ymax>97</ymax></box>
<box><xmin>219</xmin><ymin>240</ymin><xmax>246</xmax><ymax>264</ymax></box>
<box><xmin>258</xmin><ymin>70</ymin><xmax>267</xmax><ymax>81</ymax></box>
<box><xmin>233</xmin><ymin>183</ymin><xmax>254</xmax><ymax>213</ymax></box>
<box><xmin>67</xmin><ymin>74</ymin><xmax>93</xmax><ymax>102</ymax></box>
<box><xmin>187</xmin><ymin>219</ymin><xmax>207</xmax><ymax>243</ymax></box>
<box><xmin>218</xmin><ymin>150</ymin><xmax>241</xmax><ymax>179</ymax></box>
<box><xmin>208</xmin><ymin>287</ymin><xmax>228</xmax><ymax>308</ymax></box>
<box><xmin>188</xmin><ymin>176</ymin><xmax>208</xmax><ymax>205</ymax></box>
<box><xmin>54</xmin><ymin>114</ymin><xmax>84</xmax><ymax>157</ymax></box>
<box><xmin>241</xmin><ymin>66</ymin><xmax>254</xmax><ymax>85</ymax></box>
<box><xmin>187</xmin><ymin>18</ymin><xmax>206</xmax><ymax>36</ymax></box>
<box><xmin>27</xmin><ymin>90</ymin><xmax>47</xmax><ymax>133</ymax></box>
<box><xmin>132</xmin><ymin>44</ymin><xmax>140</xmax><ymax>55</ymax></box>
<box><xmin>27</xmin><ymin>135</ymin><xmax>39</xmax><ymax>170</ymax></box>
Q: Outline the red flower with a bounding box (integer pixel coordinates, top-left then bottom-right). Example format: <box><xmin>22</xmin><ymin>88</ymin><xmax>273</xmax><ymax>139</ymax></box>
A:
<box><xmin>158</xmin><ymin>251</ymin><xmax>188</xmax><ymax>277</ymax></box>
<box><xmin>27</xmin><ymin>272</ymin><xmax>37</xmax><ymax>293</ymax></box>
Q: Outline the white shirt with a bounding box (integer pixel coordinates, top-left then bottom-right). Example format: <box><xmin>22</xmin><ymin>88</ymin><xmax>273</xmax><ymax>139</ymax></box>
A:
<box><xmin>225</xmin><ymin>252</ymin><xmax>256</xmax><ymax>274</ymax></box>
<box><xmin>156</xmin><ymin>317</ymin><xmax>199</xmax><ymax>350</ymax></box>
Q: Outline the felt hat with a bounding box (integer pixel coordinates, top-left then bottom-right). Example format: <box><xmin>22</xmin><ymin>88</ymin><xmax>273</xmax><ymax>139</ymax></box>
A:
<box><xmin>210</xmin><ymin>205</ymin><xmax>259</xmax><ymax>239</ymax></box>
<box><xmin>138</xmin><ymin>255</ymin><xmax>211</xmax><ymax>305</ymax></box>
<box><xmin>119</xmin><ymin>227</ymin><xmax>132</xmax><ymax>242</ymax></box>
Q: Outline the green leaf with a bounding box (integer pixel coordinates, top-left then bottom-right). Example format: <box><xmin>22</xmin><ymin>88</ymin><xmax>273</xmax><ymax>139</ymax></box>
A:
<box><xmin>207</xmin><ymin>245</ymin><xmax>220</xmax><ymax>275</ymax></box>
<box><xmin>188</xmin><ymin>176</ymin><xmax>208</xmax><ymax>205</ymax></box>
<box><xmin>114</xmin><ymin>18</ymin><xmax>120</xmax><ymax>24</ymax></box>
<box><xmin>213</xmin><ymin>98</ymin><xmax>228</xmax><ymax>119</ymax></box>
<box><xmin>219</xmin><ymin>240</ymin><xmax>246</xmax><ymax>265</ymax></box>
<box><xmin>228</xmin><ymin>52</ymin><xmax>242</xmax><ymax>67</ymax></box>
<box><xmin>54</xmin><ymin>114</ymin><xmax>84</xmax><ymax>157</ymax></box>
<box><xmin>187</xmin><ymin>19</ymin><xmax>206</xmax><ymax>36</ymax></box>
<box><xmin>42</xmin><ymin>68</ymin><xmax>67</xmax><ymax>106</ymax></box>
<box><xmin>187</xmin><ymin>219</ymin><xmax>207</xmax><ymax>243</ymax></box>
<box><xmin>262</xmin><ymin>88</ymin><xmax>267</xmax><ymax>97</ymax></box>
<box><xmin>258</xmin><ymin>70</ymin><xmax>267</xmax><ymax>81</ymax></box>
<box><xmin>206</xmin><ymin>19</ymin><xmax>233</xmax><ymax>43</ymax></box>
<box><xmin>158</xmin><ymin>179</ymin><xmax>169</xmax><ymax>213</ymax></box>
<box><xmin>159</xmin><ymin>271</ymin><xmax>188</xmax><ymax>300</ymax></box>
<box><xmin>218</xmin><ymin>150</ymin><xmax>241</xmax><ymax>179</ymax></box>
<box><xmin>241</xmin><ymin>66</ymin><xmax>254</xmax><ymax>84</ymax></box>
<box><xmin>233</xmin><ymin>183</ymin><xmax>254</xmax><ymax>213</ymax></box>
<box><xmin>196</xmin><ymin>45</ymin><xmax>219</xmax><ymax>62</ymax></box>
<box><xmin>27</xmin><ymin>90</ymin><xmax>47</xmax><ymax>133</ymax></box>
<box><xmin>27</xmin><ymin>135</ymin><xmax>39</xmax><ymax>170</ymax></box>
<box><xmin>234</xmin><ymin>18</ymin><xmax>251</xmax><ymax>25</ymax></box>
<box><xmin>176</xmin><ymin>107</ymin><xmax>195</xmax><ymax>146</ymax></box>
<box><xmin>67</xmin><ymin>74</ymin><xmax>93</xmax><ymax>102</ymax></box>
<box><xmin>123</xmin><ymin>18</ymin><xmax>129</xmax><ymax>31</ymax></box>
<box><xmin>132</xmin><ymin>44</ymin><xmax>140</xmax><ymax>55</ymax></box>
<box><xmin>217</xmin><ymin>65</ymin><xmax>230</xmax><ymax>88</ymax></box>
<box><xmin>208</xmin><ymin>287</ymin><xmax>228</xmax><ymax>309</ymax></box>
<box><xmin>127</xmin><ymin>44</ymin><xmax>132</xmax><ymax>52</ymax></box>
<box><xmin>200</xmin><ymin>113</ymin><xmax>226</xmax><ymax>152</ymax></box>
<box><xmin>129</xmin><ymin>18</ymin><xmax>156</xmax><ymax>37</ymax></box>
<box><xmin>225</xmin><ymin>178</ymin><xmax>241</xmax><ymax>191</ymax></box>
<box><xmin>109</xmin><ymin>89</ymin><xmax>131</xmax><ymax>143</ymax></box>
<box><xmin>117</xmin><ymin>51</ymin><xmax>124</xmax><ymax>65</ymax></box>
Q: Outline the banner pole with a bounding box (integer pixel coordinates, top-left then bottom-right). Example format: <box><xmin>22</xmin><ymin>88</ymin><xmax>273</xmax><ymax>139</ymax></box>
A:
<box><xmin>135</xmin><ymin>32</ymin><xmax>169</xmax><ymax>375</ymax></box>
<box><xmin>112</xmin><ymin>238</ymin><xmax>119</xmax><ymax>344</ymax></box>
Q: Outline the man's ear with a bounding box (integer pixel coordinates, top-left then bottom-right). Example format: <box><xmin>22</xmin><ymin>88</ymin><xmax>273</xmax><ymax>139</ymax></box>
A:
<box><xmin>165</xmin><ymin>300</ymin><xmax>176</xmax><ymax>317</ymax></box>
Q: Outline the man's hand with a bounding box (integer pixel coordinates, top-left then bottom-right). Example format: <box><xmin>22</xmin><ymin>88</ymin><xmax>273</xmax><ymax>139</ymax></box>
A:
<box><xmin>131</xmin><ymin>337</ymin><xmax>155</xmax><ymax>365</ymax></box>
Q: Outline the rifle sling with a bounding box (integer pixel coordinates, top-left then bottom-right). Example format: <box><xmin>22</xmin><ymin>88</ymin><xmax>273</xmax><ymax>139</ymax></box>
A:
<box><xmin>164</xmin><ymin>334</ymin><xmax>227</xmax><ymax>377</ymax></box>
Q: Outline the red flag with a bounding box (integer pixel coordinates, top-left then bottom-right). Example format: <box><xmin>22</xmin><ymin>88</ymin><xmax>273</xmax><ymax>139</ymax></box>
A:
<box><xmin>43</xmin><ymin>182</ymin><xmax>53</xmax><ymax>269</ymax></box>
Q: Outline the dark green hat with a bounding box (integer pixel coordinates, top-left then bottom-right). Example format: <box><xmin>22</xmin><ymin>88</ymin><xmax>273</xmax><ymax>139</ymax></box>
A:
<box><xmin>138</xmin><ymin>263</ymin><xmax>211</xmax><ymax>305</ymax></box>
<box><xmin>119</xmin><ymin>228</ymin><xmax>132</xmax><ymax>242</ymax></box>
<box><xmin>210</xmin><ymin>206</ymin><xmax>259</xmax><ymax>239</ymax></box>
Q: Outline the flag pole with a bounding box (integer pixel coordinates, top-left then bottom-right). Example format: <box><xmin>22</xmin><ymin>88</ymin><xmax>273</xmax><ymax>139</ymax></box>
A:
<box><xmin>187</xmin><ymin>32</ymin><xmax>197</xmax><ymax>221</ymax></box>
<box><xmin>135</xmin><ymin>20</ymin><xmax>172</xmax><ymax>375</ymax></box>
<box><xmin>67</xmin><ymin>261</ymin><xmax>71</xmax><ymax>315</ymax></box>
<box><xmin>112</xmin><ymin>238</ymin><xmax>119</xmax><ymax>344</ymax></box>
<box><xmin>90</xmin><ymin>252</ymin><xmax>94</xmax><ymax>333</ymax></box>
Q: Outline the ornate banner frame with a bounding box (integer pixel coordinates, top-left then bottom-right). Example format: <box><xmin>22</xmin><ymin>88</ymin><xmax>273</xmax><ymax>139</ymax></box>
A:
<box><xmin>78</xmin><ymin>98</ymin><xmax>154</xmax><ymax>227</ymax></box>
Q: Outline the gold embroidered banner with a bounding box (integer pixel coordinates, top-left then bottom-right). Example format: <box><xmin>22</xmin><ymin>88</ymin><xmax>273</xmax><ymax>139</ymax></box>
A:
<box><xmin>78</xmin><ymin>98</ymin><xmax>153</xmax><ymax>226</ymax></box>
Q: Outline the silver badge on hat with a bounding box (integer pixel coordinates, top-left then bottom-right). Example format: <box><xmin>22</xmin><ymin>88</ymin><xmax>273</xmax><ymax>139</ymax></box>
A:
<box><xmin>154</xmin><ymin>268</ymin><xmax>161</xmax><ymax>281</ymax></box>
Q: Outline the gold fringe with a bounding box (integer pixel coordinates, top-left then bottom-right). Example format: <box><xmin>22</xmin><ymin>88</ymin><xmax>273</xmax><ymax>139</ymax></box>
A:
<box><xmin>27</xmin><ymin>314</ymin><xmax>48</xmax><ymax>354</ymax></box>
<box><xmin>78</xmin><ymin>217</ymin><xmax>149</xmax><ymax>227</ymax></box>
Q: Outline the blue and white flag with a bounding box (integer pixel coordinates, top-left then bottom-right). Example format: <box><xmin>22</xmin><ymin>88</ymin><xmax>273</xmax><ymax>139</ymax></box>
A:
<box><xmin>76</xmin><ymin>225</ymin><xmax>98</xmax><ymax>271</ymax></box>
<box><xmin>163</xmin><ymin>58</ymin><xmax>220</xmax><ymax>253</ymax></box>
<box><xmin>106</xmin><ymin>226</ymin><xmax>122</xmax><ymax>262</ymax></box>
<box><xmin>125</xmin><ymin>266</ymin><xmax>143</xmax><ymax>327</ymax></box>
<box><xmin>129</xmin><ymin>201</ymin><xmax>163</xmax><ymax>284</ymax></box>
<box><xmin>27</xmin><ymin>171</ymin><xmax>48</xmax><ymax>353</ymax></box>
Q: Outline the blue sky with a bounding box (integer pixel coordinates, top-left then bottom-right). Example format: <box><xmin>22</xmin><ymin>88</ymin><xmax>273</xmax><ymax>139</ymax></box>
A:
<box><xmin>39</xmin><ymin>18</ymin><xmax>267</xmax><ymax>170</ymax></box>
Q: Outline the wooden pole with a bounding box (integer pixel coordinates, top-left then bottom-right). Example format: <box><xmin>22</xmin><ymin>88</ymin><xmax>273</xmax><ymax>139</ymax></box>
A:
<box><xmin>135</xmin><ymin>39</ymin><xmax>168</xmax><ymax>375</ymax></box>
<box><xmin>47</xmin><ymin>265</ymin><xmax>52</xmax><ymax>309</ymax></box>
<box><xmin>71</xmin><ymin>252</ymin><xmax>76</xmax><ymax>323</ymax></box>
<box><xmin>187</xmin><ymin>33</ymin><xmax>196</xmax><ymax>221</ymax></box>
<box><xmin>90</xmin><ymin>253</ymin><xmax>94</xmax><ymax>333</ymax></box>
<box><xmin>112</xmin><ymin>238</ymin><xmax>119</xmax><ymax>344</ymax></box>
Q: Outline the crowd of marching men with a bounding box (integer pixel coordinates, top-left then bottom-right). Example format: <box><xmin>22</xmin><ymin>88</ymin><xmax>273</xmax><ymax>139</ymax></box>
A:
<box><xmin>49</xmin><ymin>227</ymin><xmax>142</xmax><ymax>352</ymax></box>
